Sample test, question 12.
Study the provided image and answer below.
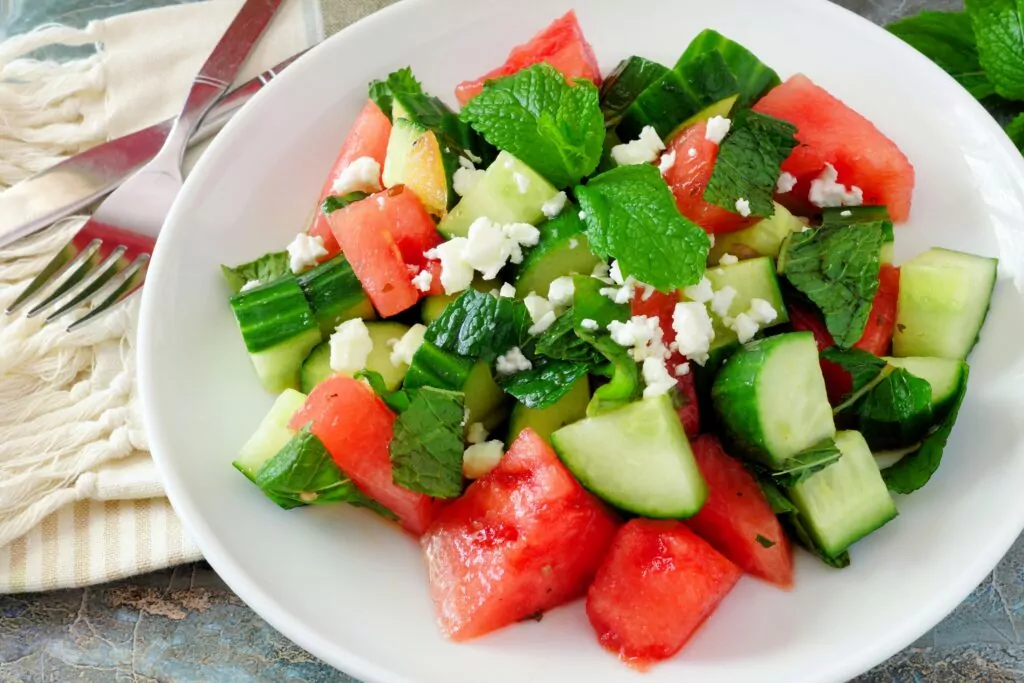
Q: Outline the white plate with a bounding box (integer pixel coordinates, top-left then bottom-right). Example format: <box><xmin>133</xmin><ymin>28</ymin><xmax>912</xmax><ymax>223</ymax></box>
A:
<box><xmin>137</xmin><ymin>0</ymin><xmax>1024</xmax><ymax>681</ymax></box>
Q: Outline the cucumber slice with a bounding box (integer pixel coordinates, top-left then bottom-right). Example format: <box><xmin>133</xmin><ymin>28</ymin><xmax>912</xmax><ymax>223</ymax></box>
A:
<box><xmin>708</xmin><ymin>202</ymin><xmax>806</xmax><ymax>264</ymax></box>
<box><xmin>787</xmin><ymin>430</ymin><xmax>897</xmax><ymax>559</ymax></box>
<box><xmin>230</xmin><ymin>278</ymin><xmax>323</xmax><ymax>393</ymax></box>
<box><xmin>551</xmin><ymin>395</ymin><xmax>707</xmax><ymax>518</ymax></box>
<box><xmin>437</xmin><ymin>152</ymin><xmax>559</xmax><ymax>237</ymax></box>
<box><xmin>600</xmin><ymin>56</ymin><xmax>670</xmax><ymax>127</ymax></box>
<box><xmin>712</xmin><ymin>332</ymin><xmax>836</xmax><ymax>468</ymax></box>
<box><xmin>383</xmin><ymin>117</ymin><xmax>426</xmax><ymax>189</ymax></box>
<box><xmin>300</xmin><ymin>321</ymin><xmax>411</xmax><ymax>393</ymax></box>
<box><xmin>667</xmin><ymin>94</ymin><xmax>739</xmax><ymax>142</ymax></box>
<box><xmin>463</xmin><ymin>359</ymin><xmax>506</xmax><ymax>426</ymax></box>
<box><xmin>884</xmin><ymin>356</ymin><xmax>967</xmax><ymax>420</ymax></box>
<box><xmin>403</xmin><ymin>344</ymin><xmax>504</xmax><ymax>424</ymax></box>
<box><xmin>893</xmin><ymin>247</ymin><xmax>998</xmax><ymax>360</ymax></box>
<box><xmin>514</xmin><ymin>214</ymin><xmax>602</xmax><ymax>298</ymax></box>
<box><xmin>297</xmin><ymin>254</ymin><xmax>374</xmax><ymax>336</ymax></box>
<box><xmin>702</xmin><ymin>256</ymin><xmax>789</xmax><ymax>343</ymax></box>
<box><xmin>508</xmin><ymin>376</ymin><xmax>589</xmax><ymax>444</ymax></box>
<box><xmin>233</xmin><ymin>389</ymin><xmax>308</xmax><ymax>481</ymax></box>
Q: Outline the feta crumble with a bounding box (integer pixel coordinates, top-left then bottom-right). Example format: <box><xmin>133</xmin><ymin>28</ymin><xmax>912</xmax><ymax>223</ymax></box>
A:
<box><xmin>687</xmin><ymin>147</ymin><xmax>698</xmax><ymax>158</ymax></box>
<box><xmin>541</xmin><ymin>191</ymin><xmax>568</xmax><ymax>218</ymax></box>
<box><xmin>453</xmin><ymin>166</ymin><xmax>485</xmax><ymax>196</ymax></box>
<box><xmin>411</xmin><ymin>268</ymin><xmax>433</xmax><ymax>292</ymax></box>
<box><xmin>808</xmin><ymin>163</ymin><xmax>863</xmax><ymax>208</ymax></box>
<box><xmin>463</xmin><ymin>441</ymin><xmax>504</xmax><ymax>479</ymax></box>
<box><xmin>389</xmin><ymin>324</ymin><xmax>427</xmax><ymax>367</ymax></box>
<box><xmin>452</xmin><ymin>217</ymin><xmax>541</xmax><ymax>282</ymax></box>
<box><xmin>734</xmin><ymin>197</ymin><xmax>751</xmax><ymax>217</ymax></box>
<box><xmin>672</xmin><ymin>302</ymin><xmax>716</xmax><ymax>365</ymax></box>
<box><xmin>499</xmin><ymin>282</ymin><xmax>517</xmax><ymax>298</ymax></box>
<box><xmin>568</xmin><ymin>238</ymin><xmax>579</xmax><ymax>249</ymax></box>
<box><xmin>547</xmin><ymin>276</ymin><xmax>575</xmax><ymax>309</ymax></box>
<box><xmin>329</xmin><ymin>319</ymin><xmax>374</xmax><ymax>374</ymax></box>
<box><xmin>642</xmin><ymin>357</ymin><xmax>677</xmax><ymax>398</ymax></box>
<box><xmin>607</xmin><ymin>315</ymin><xmax>667</xmax><ymax>362</ymax></box>
<box><xmin>524</xmin><ymin>292</ymin><xmax>555</xmax><ymax>324</ymax></box>
<box><xmin>730</xmin><ymin>312</ymin><xmax>759</xmax><ymax>343</ymax></box>
<box><xmin>611</xmin><ymin>125</ymin><xmax>666</xmax><ymax>166</ymax></box>
<box><xmin>426</xmin><ymin>239</ymin><xmax>474</xmax><ymax>294</ymax></box>
<box><xmin>528</xmin><ymin>310</ymin><xmax>557</xmax><ymax>335</ymax></box>
<box><xmin>776</xmin><ymin>171</ymin><xmax>798</xmax><ymax>194</ymax></box>
<box><xmin>331</xmin><ymin>156</ymin><xmax>382</xmax><ymax>196</ymax></box>
<box><xmin>286</xmin><ymin>233</ymin><xmax>327</xmax><ymax>273</ymax></box>
<box><xmin>747</xmin><ymin>297</ymin><xmax>779</xmax><ymax>325</ymax></box>
<box><xmin>513</xmin><ymin>171</ymin><xmax>531</xmax><ymax>194</ymax></box>
<box><xmin>675</xmin><ymin>362</ymin><xmax>691</xmax><ymax>377</ymax></box>
<box><xmin>466</xmin><ymin>422</ymin><xmax>489</xmax><ymax>445</ymax></box>
<box><xmin>591</xmin><ymin>261</ymin><xmax>613</xmax><ymax>283</ymax></box>
<box><xmin>708</xmin><ymin>233</ymin><xmax>716</xmax><ymax>248</ymax></box>
<box><xmin>578</xmin><ymin>210</ymin><xmax>587</xmax><ymax>220</ymax></box>
<box><xmin>705</xmin><ymin>116</ymin><xmax>732</xmax><ymax>144</ymax></box>
<box><xmin>682</xmin><ymin>277</ymin><xmax>714</xmax><ymax>304</ymax></box>
<box><xmin>710</xmin><ymin>285</ymin><xmax>737</xmax><ymax>319</ymax></box>
<box><xmin>719</xmin><ymin>253</ymin><xmax>739</xmax><ymax>265</ymax></box>
<box><xmin>658</xmin><ymin>150</ymin><xmax>677</xmax><ymax>176</ymax></box>
<box><xmin>581</xmin><ymin>318</ymin><xmax>599</xmax><ymax>331</ymax></box>
<box><xmin>495</xmin><ymin>346</ymin><xmax>532</xmax><ymax>375</ymax></box>
<box><xmin>841</xmin><ymin>209</ymin><xmax>853</xmax><ymax>217</ymax></box>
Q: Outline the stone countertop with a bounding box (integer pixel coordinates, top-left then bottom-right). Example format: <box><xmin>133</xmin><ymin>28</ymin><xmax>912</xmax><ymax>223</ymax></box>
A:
<box><xmin>3</xmin><ymin>0</ymin><xmax>1019</xmax><ymax>681</ymax></box>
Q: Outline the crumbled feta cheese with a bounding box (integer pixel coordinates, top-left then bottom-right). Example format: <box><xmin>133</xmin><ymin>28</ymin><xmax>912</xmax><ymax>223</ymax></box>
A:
<box><xmin>547</xmin><ymin>276</ymin><xmax>575</xmax><ymax>309</ymax></box>
<box><xmin>682</xmin><ymin>277</ymin><xmax>714</xmax><ymax>304</ymax></box>
<box><xmin>389</xmin><ymin>324</ymin><xmax>427</xmax><ymax>367</ymax></box>
<box><xmin>496</xmin><ymin>347</ymin><xmax>532</xmax><ymax>375</ymax></box>
<box><xmin>453</xmin><ymin>166</ymin><xmax>486</xmax><ymax>196</ymax></box>
<box><xmin>426</xmin><ymin>239</ymin><xmax>474</xmax><ymax>294</ymax></box>
<box><xmin>240</xmin><ymin>280</ymin><xmax>261</xmax><ymax>292</ymax></box>
<box><xmin>568</xmin><ymin>238</ymin><xmax>579</xmax><ymax>249</ymax></box>
<box><xmin>708</xmin><ymin>233</ymin><xmax>716</xmax><ymax>248</ymax></box>
<box><xmin>591</xmin><ymin>261</ymin><xmax>612</xmax><ymax>283</ymax></box>
<box><xmin>640</xmin><ymin>284</ymin><xmax>656</xmax><ymax>301</ymax></box>
<box><xmin>578</xmin><ymin>210</ymin><xmax>587</xmax><ymax>220</ymax></box>
<box><xmin>464</xmin><ymin>149</ymin><xmax>482</xmax><ymax>164</ymax></box>
<box><xmin>599</xmin><ymin>282</ymin><xmax>636</xmax><ymax>304</ymax></box>
<box><xmin>463</xmin><ymin>440</ymin><xmax>505</xmax><ymax>479</ymax></box>
<box><xmin>609</xmin><ymin>260</ymin><xmax>626</xmax><ymax>285</ymax></box>
<box><xmin>710</xmin><ymin>285</ymin><xmax>737</xmax><ymax>319</ymax></box>
<box><xmin>747</xmin><ymin>297</ymin><xmax>778</xmax><ymax>325</ymax></box>
<box><xmin>524</xmin><ymin>292</ymin><xmax>554</xmax><ymax>324</ymax></box>
<box><xmin>461</xmin><ymin>217</ymin><xmax>540</xmax><ymax>279</ymax></box>
<box><xmin>776</xmin><ymin>172</ymin><xmax>798</xmax><ymax>194</ymax></box>
<box><xmin>735</xmin><ymin>198</ymin><xmax>751</xmax><ymax>217</ymax></box>
<box><xmin>672</xmin><ymin>302</ymin><xmax>716</xmax><ymax>365</ymax></box>
<box><xmin>658</xmin><ymin>150</ymin><xmax>677</xmax><ymax>175</ymax></box>
<box><xmin>458</xmin><ymin>156</ymin><xmax>475</xmax><ymax>170</ymax></box>
<box><xmin>466</xmin><ymin>422</ymin><xmax>489</xmax><ymax>445</ymax></box>
<box><xmin>541</xmin><ymin>191</ymin><xmax>568</xmax><ymax>218</ymax></box>
<box><xmin>808</xmin><ymin>163</ymin><xmax>863</xmax><ymax>208</ymax></box>
<box><xmin>687</xmin><ymin>147</ymin><xmax>698</xmax><ymax>158</ymax></box>
<box><xmin>286</xmin><ymin>233</ymin><xmax>327</xmax><ymax>273</ymax></box>
<box><xmin>675</xmin><ymin>361</ymin><xmax>691</xmax><ymax>376</ymax></box>
<box><xmin>719</xmin><ymin>253</ymin><xmax>739</xmax><ymax>265</ymax></box>
<box><xmin>528</xmin><ymin>310</ymin><xmax>557</xmax><ymax>335</ymax></box>
<box><xmin>642</xmin><ymin>357</ymin><xmax>677</xmax><ymax>398</ymax></box>
<box><xmin>607</xmin><ymin>315</ymin><xmax>666</xmax><ymax>362</ymax></box>
<box><xmin>730</xmin><ymin>312</ymin><xmax>759</xmax><ymax>343</ymax></box>
<box><xmin>705</xmin><ymin>116</ymin><xmax>732</xmax><ymax>144</ymax></box>
<box><xmin>841</xmin><ymin>209</ymin><xmax>853</xmax><ymax>217</ymax></box>
<box><xmin>331</xmin><ymin>156</ymin><xmax>382</xmax><ymax>195</ymax></box>
<box><xmin>502</xmin><ymin>222</ymin><xmax>541</xmax><ymax>264</ymax></box>
<box><xmin>581</xmin><ymin>318</ymin><xmax>599</xmax><ymax>331</ymax></box>
<box><xmin>499</xmin><ymin>282</ymin><xmax>517</xmax><ymax>298</ymax></box>
<box><xmin>411</xmin><ymin>268</ymin><xmax>433</xmax><ymax>292</ymax></box>
<box><xmin>513</xmin><ymin>171</ymin><xmax>531</xmax><ymax>194</ymax></box>
<box><xmin>329</xmin><ymin>319</ymin><xmax>374</xmax><ymax>374</ymax></box>
<box><xmin>611</xmin><ymin>125</ymin><xmax>666</xmax><ymax>166</ymax></box>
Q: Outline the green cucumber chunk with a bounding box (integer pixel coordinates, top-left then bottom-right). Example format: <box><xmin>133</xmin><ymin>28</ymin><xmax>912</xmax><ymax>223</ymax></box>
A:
<box><xmin>884</xmin><ymin>356</ymin><xmax>968</xmax><ymax>420</ymax></box>
<box><xmin>702</xmin><ymin>255</ymin><xmax>789</xmax><ymax>344</ymax></box>
<box><xmin>437</xmin><ymin>151</ymin><xmax>559</xmax><ymax>237</ymax></box>
<box><xmin>233</xmin><ymin>389</ymin><xmax>308</xmax><ymax>481</ymax></box>
<box><xmin>893</xmin><ymin>247</ymin><xmax>998</xmax><ymax>359</ymax></box>
<box><xmin>463</xmin><ymin>359</ymin><xmax>506</xmax><ymax>426</ymax></box>
<box><xmin>382</xmin><ymin>116</ymin><xmax>428</xmax><ymax>190</ymax></box>
<box><xmin>667</xmin><ymin>94</ymin><xmax>739</xmax><ymax>141</ymax></box>
<box><xmin>514</xmin><ymin>210</ymin><xmax>602</xmax><ymax>298</ymax></box>
<box><xmin>708</xmin><ymin>202</ymin><xmax>806</xmax><ymax>264</ymax></box>
<box><xmin>508</xmin><ymin>376</ymin><xmax>589</xmax><ymax>444</ymax></box>
<box><xmin>787</xmin><ymin>430</ymin><xmax>897</xmax><ymax>559</ymax></box>
<box><xmin>676</xmin><ymin>29</ymin><xmax>781</xmax><ymax>109</ymax></box>
<box><xmin>297</xmin><ymin>254</ymin><xmax>374</xmax><ymax>336</ymax></box>
<box><xmin>552</xmin><ymin>395</ymin><xmax>707</xmax><ymax>518</ymax></box>
<box><xmin>403</xmin><ymin>344</ymin><xmax>504</xmax><ymax>425</ymax></box>
<box><xmin>712</xmin><ymin>332</ymin><xmax>836</xmax><ymax>468</ymax></box>
<box><xmin>300</xmin><ymin>321</ymin><xmax>411</xmax><ymax>394</ymax></box>
<box><xmin>600</xmin><ymin>56</ymin><xmax>670</xmax><ymax>127</ymax></box>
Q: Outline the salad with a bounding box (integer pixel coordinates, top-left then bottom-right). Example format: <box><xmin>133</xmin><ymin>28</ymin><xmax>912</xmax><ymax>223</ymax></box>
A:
<box><xmin>223</xmin><ymin>10</ymin><xmax>999</xmax><ymax>670</ymax></box>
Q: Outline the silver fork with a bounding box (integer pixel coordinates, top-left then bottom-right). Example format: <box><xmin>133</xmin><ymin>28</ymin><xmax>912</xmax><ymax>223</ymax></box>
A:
<box><xmin>6</xmin><ymin>0</ymin><xmax>285</xmax><ymax>331</ymax></box>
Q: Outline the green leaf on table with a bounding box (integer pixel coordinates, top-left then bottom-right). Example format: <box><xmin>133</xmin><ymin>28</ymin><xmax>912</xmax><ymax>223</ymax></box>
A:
<box><xmin>221</xmin><ymin>252</ymin><xmax>291</xmax><ymax>294</ymax></box>
<box><xmin>780</xmin><ymin>223</ymin><xmax>884</xmax><ymax>348</ymax></box>
<box><xmin>461</xmin><ymin>63</ymin><xmax>604</xmax><ymax>188</ymax></box>
<box><xmin>576</xmin><ymin>164</ymin><xmax>710</xmax><ymax>290</ymax></box>
<box><xmin>966</xmin><ymin>0</ymin><xmax>1024</xmax><ymax>100</ymax></box>
<box><xmin>677</xmin><ymin>29</ymin><xmax>782</xmax><ymax>108</ymax></box>
<box><xmin>389</xmin><ymin>387</ymin><xmax>466</xmax><ymax>499</ymax></box>
<box><xmin>888</xmin><ymin>11</ymin><xmax>997</xmax><ymax>100</ymax></box>
<box><xmin>769</xmin><ymin>439</ymin><xmax>843</xmax><ymax>487</ymax></box>
<box><xmin>321</xmin><ymin>191</ymin><xmax>370</xmax><ymax>216</ymax></box>
<box><xmin>255</xmin><ymin>427</ymin><xmax>396</xmax><ymax>518</ymax></box>
<box><xmin>496</xmin><ymin>357</ymin><xmax>591</xmax><ymax>408</ymax></box>
<box><xmin>703</xmin><ymin>110</ymin><xmax>798</xmax><ymax>219</ymax></box>
<box><xmin>1006</xmin><ymin>112</ymin><xmax>1024</xmax><ymax>150</ymax></box>
<box><xmin>424</xmin><ymin>289</ymin><xmax>531</xmax><ymax>362</ymax></box>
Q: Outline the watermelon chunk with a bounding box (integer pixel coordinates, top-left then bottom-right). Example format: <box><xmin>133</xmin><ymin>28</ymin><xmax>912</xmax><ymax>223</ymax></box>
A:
<box><xmin>685</xmin><ymin>435</ymin><xmax>793</xmax><ymax>587</ymax></box>
<box><xmin>289</xmin><ymin>376</ymin><xmax>439</xmax><ymax>534</ymax></box>
<box><xmin>753</xmin><ymin>74</ymin><xmax>915</xmax><ymax>222</ymax></box>
<box><xmin>454</xmin><ymin>10</ymin><xmax>601</xmax><ymax>106</ymax></box>
<box><xmin>422</xmin><ymin>428</ymin><xmax>618</xmax><ymax>641</ymax></box>
<box><xmin>309</xmin><ymin>100</ymin><xmax>392</xmax><ymax>257</ymax></box>
<box><xmin>586</xmin><ymin>519</ymin><xmax>741</xmax><ymax>669</ymax></box>
<box><xmin>662</xmin><ymin>123</ymin><xmax>760</xmax><ymax>234</ymax></box>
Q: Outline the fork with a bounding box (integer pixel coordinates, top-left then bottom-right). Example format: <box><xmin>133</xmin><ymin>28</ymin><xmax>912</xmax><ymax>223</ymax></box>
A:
<box><xmin>6</xmin><ymin>0</ymin><xmax>285</xmax><ymax>332</ymax></box>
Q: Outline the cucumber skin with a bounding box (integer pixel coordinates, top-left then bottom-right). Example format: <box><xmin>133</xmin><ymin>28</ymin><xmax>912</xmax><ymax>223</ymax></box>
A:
<box><xmin>233</xmin><ymin>389</ymin><xmax>308</xmax><ymax>481</ymax></box>
<box><xmin>508</xmin><ymin>376</ymin><xmax>590</xmax><ymax>444</ymax></box>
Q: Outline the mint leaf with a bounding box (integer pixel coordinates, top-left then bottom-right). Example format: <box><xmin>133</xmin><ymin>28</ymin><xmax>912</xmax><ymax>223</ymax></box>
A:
<box><xmin>354</xmin><ymin>370</ymin><xmax>412</xmax><ymax>414</ymax></box>
<box><xmin>677</xmin><ymin>29</ymin><xmax>781</xmax><ymax>109</ymax></box>
<box><xmin>389</xmin><ymin>387</ymin><xmax>466</xmax><ymax>499</ymax></box>
<box><xmin>781</xmin><ymin>223</ymin><xmax>884</xmax><ymax>348</ymax></box>
<box><xmin>888</xmin><ymin>11</ymin><xmax>997</xmax><ymax>100</ymax></box>
<box><xmin>576</xmin><ymin>164</ymin><xmax>710</xmax><ymax>290</ymax></box>
<box><xmin>368</xmin><ymin>67</ymin><xmax>422</xmax><ymax>120</ymax></box>
<box><xmin>821</xmin><ymin>347</ymin><xmax>887</xmax><ymax>403</ymax></box>
<box><xmin>221</xmin><ymin>252</ymin><xmax>290</xmax><ymax>293</ymax></box>
<box><xmin>424</xmin><ymin>289</ymin><xmax>531</xmax><ymax>361</ymax></box>
<box><xmin>966</xmin><ymin>0</ymin><xmax>1024</xmax><ymax>100</ymax></box>
<box><xmin>534</xmin><ymin>309</ymin><xmax>603</xmax><ymax>364</ymax></box>
<box><xmin>255</xmin><ymin>427</ymin><xmax>396</xmax><ymax>518</ymax></box>
<box><xmin>496</xmin><ymin>358</ymin><xmax>590</xmax><ymax>408</ymax></box>
<box><xmin>755</xmin><ymin>534</ymin><xmax>776</xmax><ymax>549</ymax></box>
<box><xmin>883</xmin><ymin>367</ymin><xmax>969</xmax><ymax>494</ymax></box>
<box><xmin>857</xmin><ymin>368</ymin><xmax>934</xmax><ymax>450</ymax></box>
<box><xmin>572</xmin><ymin>276</ymin><xmax>641</xmax><ymax>415</ymax></box>
<box><xmin>321</xmin><ymin>191</ymin><xmax>369</xmax><ymax>216</ymax></box>
<box><xmin>461</xmin><ymin>63</ymin><xmax>604</xmax><ymax>188</ymax></box>
<box><xmin>1007</xmin><ymin>112</ymin><xmax>1024</xmax><ymax>150</ymax></box>
<box><xmin>770</xmin><ymin>439</ymin><xmax>842</xmax><ymax>487</ymax></box>
<box><xmin>703</xmin><ymin>110</ymin><xmax>798</xmax><ymax>218</ymax></box>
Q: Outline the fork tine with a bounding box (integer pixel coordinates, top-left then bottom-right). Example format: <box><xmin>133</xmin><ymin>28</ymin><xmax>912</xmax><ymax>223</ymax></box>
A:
<box><xmin>38</xmin><ymin>247</ymin><xmax>128</xmax><ymax>322</ymax></box>
<box><xmin>6</xmin><ymin>239</ymin><xmax>102</xmax><ymax>315</ymax></box>
<box><xmin>66</xmin><ymin>255</ymin><xmax>149</xmax><ymax>332</ymax></box>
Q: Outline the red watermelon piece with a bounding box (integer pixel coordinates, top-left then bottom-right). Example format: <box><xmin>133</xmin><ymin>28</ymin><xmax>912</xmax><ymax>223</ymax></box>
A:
<box><xmin>662</xmin><ymin>123</ymin><xmax>760</xmax><ymax>234</ymax></box>
<box><xmin>685</xmin><ymin>436</ymin><xmax>793</xmax><ymax>587</ymax></box>
<box><xmin>753</xmin><ymin>74</ymin><xmax>915</xmax><ymax>222</ymax></box>
<box><xmin>289</xmin><ymin>376</ymin><xmax>439</xmax><ymax>535</ymax></box>
<box><xmin>586</xmin><ymin>519</ymin><xmax>742</xmax><ymax>669</ymax></box>
<box><xmin>455</xmin><ymin>10</ymin><xmax>601</xmax><ymax>106</ymax></box>
<box><xmin>422</xmin><ymin>429</ymin><xmax>619</xmax><ymax>641</ymax></box>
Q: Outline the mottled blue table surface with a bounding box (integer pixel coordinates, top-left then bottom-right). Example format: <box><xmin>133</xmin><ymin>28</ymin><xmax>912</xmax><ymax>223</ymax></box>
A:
<box><xmin>4</xmin><ymin>0</ymin><xmax>1020</xmax><ymax>681</ymax></box>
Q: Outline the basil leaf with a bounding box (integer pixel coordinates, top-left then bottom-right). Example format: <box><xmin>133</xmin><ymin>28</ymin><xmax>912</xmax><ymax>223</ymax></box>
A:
<box><xmin>389</xmin><ymin>387</ymin><xmax>466</xmax><ymax>499</ymax></box>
